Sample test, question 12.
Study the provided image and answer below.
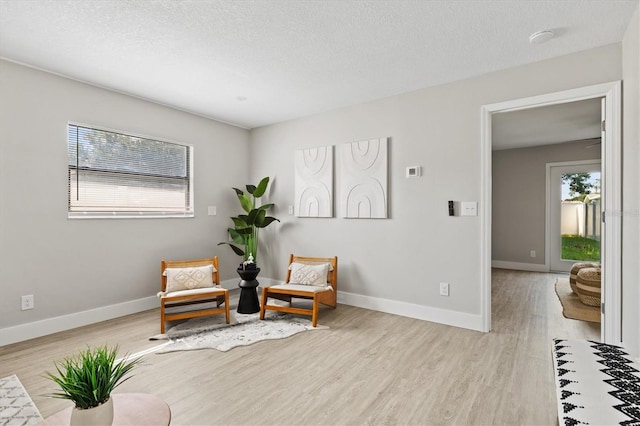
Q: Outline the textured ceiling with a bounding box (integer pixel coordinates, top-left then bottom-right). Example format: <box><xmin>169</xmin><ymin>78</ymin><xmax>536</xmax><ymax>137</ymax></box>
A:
<box><xmin>492</xmin><ymin>98</ymin><xmax>603</xmax><ymax>150</ymax></box>
<box><xmin>0</xmin><ymin>0</ymin><xmax>638</xmax><ymax>129</ymax></box>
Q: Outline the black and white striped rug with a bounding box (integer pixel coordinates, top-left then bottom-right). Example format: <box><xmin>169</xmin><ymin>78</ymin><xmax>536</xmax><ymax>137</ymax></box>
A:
<box><xmin>553</xmin><ymin>339</ymin><xmax>640</xmax><ymax>425</ymax></box>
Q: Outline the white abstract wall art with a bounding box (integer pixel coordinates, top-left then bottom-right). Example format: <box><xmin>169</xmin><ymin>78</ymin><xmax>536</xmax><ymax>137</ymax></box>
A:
<box><xmin>340</xmin><ymin>137</ymin><xmax>388</xmax><ymax>218</ymax></box>
<box><xmin>294</xmin><ymin>145</ymin><xmax>333</xmax><ymax>217</ymax></box>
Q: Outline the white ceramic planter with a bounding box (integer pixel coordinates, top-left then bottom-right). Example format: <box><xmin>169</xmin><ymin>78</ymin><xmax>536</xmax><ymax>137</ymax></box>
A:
<box><xmin>70</xmin><ymin>397</ymin><xmax>114</xmax><ymax>426</ymax></box>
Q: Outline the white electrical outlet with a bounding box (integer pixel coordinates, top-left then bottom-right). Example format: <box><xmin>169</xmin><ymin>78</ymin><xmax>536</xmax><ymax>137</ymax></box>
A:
<box><xmin>530</xmin><ymin>250</ymin><xmax>536</xmax><ymax>258</ymax></box>
<box><xmin>21</xmin><ymin>294</ymin><xmax>34</xmax><ymax>310</ymax></box>
<box><xmin>288</xmin><ymin>205</ymin><xmax>294</xmax><ymax>215</ymax></box>
<box><xmin>207</xmin><ymin>206</ymin><xmax>217</xmax><ymax>216</ymax></box>
<box><xmin>439</xmin><ymin>282</ymin><xmax>449</xmax><ymax>297</ymax></box>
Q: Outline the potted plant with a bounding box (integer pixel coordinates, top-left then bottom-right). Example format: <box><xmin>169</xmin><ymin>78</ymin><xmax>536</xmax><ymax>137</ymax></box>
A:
<box><xmin>217</xmin><ymin>176</ymin><xmax>280</xmax><ymax>268</ymax></box>
<box><xmin>45</xmin><ymin>345</ymin><xmax>142</xmax><ymax>426</ymax></box>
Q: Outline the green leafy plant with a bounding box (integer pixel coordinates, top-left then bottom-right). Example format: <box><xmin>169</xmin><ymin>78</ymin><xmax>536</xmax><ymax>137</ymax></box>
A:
<box><xmin>218</xmin><ymin>176</ymin><xmax>280</xmax><ymax>263</ymax></box>
<box><xmin>45</xmin><ymin>345</ymin><xmax>142</xmax><ymax>409</ymax></box>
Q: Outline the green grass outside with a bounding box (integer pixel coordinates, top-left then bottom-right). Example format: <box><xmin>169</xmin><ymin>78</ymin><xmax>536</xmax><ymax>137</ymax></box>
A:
<box><xmin>562</xmin><ymin>235</ymin><xmax>600</xmax><ymax>262</ymax></box>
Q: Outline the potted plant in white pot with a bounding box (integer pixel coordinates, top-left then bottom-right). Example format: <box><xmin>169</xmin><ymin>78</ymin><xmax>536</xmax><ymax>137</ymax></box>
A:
<box><xmin>45</xmin><ymin>345</ymin><xmax>142</xmax><ymax>426</ymax></box>
<box><xmin>218</xmin><ymin>176</ymin><xmax>280</xmax><ymax>313</ymax></box>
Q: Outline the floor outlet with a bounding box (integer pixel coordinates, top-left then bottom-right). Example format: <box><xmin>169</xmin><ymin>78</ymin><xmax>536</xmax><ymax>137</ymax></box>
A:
<box><xmin>439</xmin><ymin>282</ymin><xmax>449</xmax><ymax>297</ymax></box>
<box><xmin>21</xmin><ymin>294</ymin><xmax>34</xmax><ymax>310</ymax></box>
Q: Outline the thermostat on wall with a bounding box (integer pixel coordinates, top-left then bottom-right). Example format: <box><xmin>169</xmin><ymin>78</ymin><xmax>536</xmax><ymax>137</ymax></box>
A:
<box><xmin>406</xmin><ymin>166</ymin><xmax>421</xmax><ymax>178</ymax></box>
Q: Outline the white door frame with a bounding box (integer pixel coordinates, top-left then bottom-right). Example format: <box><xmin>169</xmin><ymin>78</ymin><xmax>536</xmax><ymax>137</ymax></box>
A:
<box><xmin>480</xmin><ymin>81</ymin><xmax>622</xmax><ymax>345</ymax></box>
<box><xmin>546</xmin><ymin>160</ymin><xmax>602</xmax><ymax>272</ymax></box>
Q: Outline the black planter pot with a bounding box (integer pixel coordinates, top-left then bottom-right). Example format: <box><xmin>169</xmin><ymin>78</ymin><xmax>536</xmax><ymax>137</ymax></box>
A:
<box><xmin>236</xmin><ymin>267</ymin><xmax>261</xmax><ymax>314</ymax></box>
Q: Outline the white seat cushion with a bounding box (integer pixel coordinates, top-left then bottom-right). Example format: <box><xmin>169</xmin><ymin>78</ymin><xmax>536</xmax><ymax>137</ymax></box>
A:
<box><xmin>160</xmin><ymin>286</ymin><xmax>226</xmax><ymax>299</ymax></box>
<box><xmin>268</xmin><ymin>283</ymin><xmax>332</xmax><ymax>293</ymax></box>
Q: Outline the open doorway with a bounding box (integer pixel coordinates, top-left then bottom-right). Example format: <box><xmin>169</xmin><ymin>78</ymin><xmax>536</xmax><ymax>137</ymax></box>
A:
<box><xmin>480</xmin><ymin>82</ymin><xmax>622</xmax><ymax>345</ymax></box>
<box><xmin>490</xmin><ymin>99</ymin><xmax>603</xmax><ymax>340</ymax></box>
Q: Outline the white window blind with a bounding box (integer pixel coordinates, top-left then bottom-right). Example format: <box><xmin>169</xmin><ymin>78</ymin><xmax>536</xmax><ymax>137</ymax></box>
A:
<box><xmin>67</xmin><ymin>123</ymin><xmax>193</xmax><ymax>218</ymax></box>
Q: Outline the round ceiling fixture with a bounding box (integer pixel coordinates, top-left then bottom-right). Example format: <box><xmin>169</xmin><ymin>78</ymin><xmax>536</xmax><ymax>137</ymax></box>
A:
<box><xmin>529</xmin><ymin>30</ymin><xmax>555</xmax><ymax>44</ymax></box>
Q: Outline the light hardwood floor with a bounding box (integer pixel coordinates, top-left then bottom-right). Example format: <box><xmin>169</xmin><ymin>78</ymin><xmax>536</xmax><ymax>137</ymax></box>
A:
<box><xmin>0</xmin><ymin>269</ymin><xmax>599</xmax><ymax>425</ymax></box>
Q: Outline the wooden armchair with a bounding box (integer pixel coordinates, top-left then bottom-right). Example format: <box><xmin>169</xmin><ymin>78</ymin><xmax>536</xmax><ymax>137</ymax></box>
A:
<box><xmin>159</xmin><ymin>256</ymin><xmax>230</xmax><ymax>333</ymax></box>
<box><xmin>260</xmin><ymin>254</ymin><xmax>337</xmax><ymax>327</ymax></box>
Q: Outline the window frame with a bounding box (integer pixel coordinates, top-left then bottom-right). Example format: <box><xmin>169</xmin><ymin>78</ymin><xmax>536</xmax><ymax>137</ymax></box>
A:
<box><xmin>67</xmin><ymin>121</ymin><xmax>195</xmax><ymax>219</ymax></box>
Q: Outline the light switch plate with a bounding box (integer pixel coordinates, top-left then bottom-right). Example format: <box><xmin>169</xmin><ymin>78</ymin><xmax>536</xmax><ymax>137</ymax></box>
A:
<box><xmin>207</xmin><ymin>206</ymin><xmax>217</xmax><ymax>216</ymax></box>
<box><xmin>460</xmin><ymin>201</ymin><xmax>478</xmax><ymax>216</ymax></box>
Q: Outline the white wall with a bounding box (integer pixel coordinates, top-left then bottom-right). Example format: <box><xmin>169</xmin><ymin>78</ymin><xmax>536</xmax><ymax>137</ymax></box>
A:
<box><xmin>622</xmin><ymin>5</ymin><xmax>640</xmax><ymax>355</ymax></box>
<box><xmin>250</xmin><ymin>44</ymin><xmax>623</xmax><ymax>331</ymax></box>
<box><xmin>1</xmin><ymin>39</ymin><xmax>636</xmax><ymax>345</ymax></box>
<box><xmin>492</xmin><ymin>140</ymin><xmax>601</xmax><ymax>267</ymax></box>
<box><xmin>0</xmin><ymin>60</ymin><xmax>249</xmax><ymax>343</ymax></box>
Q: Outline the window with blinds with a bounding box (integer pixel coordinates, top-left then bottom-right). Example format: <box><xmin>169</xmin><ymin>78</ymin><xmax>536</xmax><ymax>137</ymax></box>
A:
<box><xmin>67</xmin><ymin>123</ymin><xmax>193</xmax><ymax>218</ymax></box>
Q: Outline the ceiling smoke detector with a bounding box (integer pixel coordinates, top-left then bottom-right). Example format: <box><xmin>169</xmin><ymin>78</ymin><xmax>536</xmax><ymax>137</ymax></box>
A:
<box><xmin>529</xmin><ymin>30</ymin><xmax>555</xmax><ymax>44</ymax></box>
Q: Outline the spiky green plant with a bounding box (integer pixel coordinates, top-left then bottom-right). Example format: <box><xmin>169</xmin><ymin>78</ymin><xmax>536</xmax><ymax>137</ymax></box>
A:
<box><xmin>45</xmin><ymin>345</ymin><xmax>142</xmax><ymax>409</ymax></box>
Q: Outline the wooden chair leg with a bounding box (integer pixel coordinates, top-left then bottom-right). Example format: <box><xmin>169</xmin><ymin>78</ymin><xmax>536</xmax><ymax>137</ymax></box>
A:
<box><xmin>260</xmin><ymin>289</ymin><xmax>268</xmax><ymax>320</ymax></box>
<box><xmin>311</xmin><ymin>296</ymin><xmax>319</xmax><ymax>327</ymax></box>
<box><xmin>160</xmin><ymin>302</ymin><xmax>166</xmax><ymax>334</ymax></box>
<box><xmin>224</xmin><ymin>292</ymin><xmax>230</xmax><ymax>324</ymax></box>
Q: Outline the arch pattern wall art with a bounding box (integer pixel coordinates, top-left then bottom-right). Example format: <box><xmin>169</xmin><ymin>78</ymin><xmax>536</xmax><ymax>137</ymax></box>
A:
<box><xmin>339</xmin><ymin>137</ymin><xmax>388</xmax><ymax>218</ymax></box>
<box><xmin>294</xmin><ymin>145</ymin><xmax>333</xmax><ymax>217</ymax></box>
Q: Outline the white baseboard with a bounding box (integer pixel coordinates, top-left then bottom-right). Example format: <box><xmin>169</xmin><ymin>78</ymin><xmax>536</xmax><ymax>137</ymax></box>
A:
<box><xmin>0</xmin><ymin>296</ymin><xmax>158</xmax><ymax>347</ymax></box>
<box><xmin>229</xmin><ymin>277</ymin><xmax>485</xmax><ymax>331</ymax></box>
<box><xmin>337</xmin><ymin>291</ymin><xmax>485</xmax><ymax>332</ymax></box>
<box><xmin>1</xmin><ymin>278</ymin><xmax>484</xmax><ymax>346</ymax></box>
<box><xmin>491</xmin><ymin>260</ymin><xmax>549</xmax><ymax>272</ymax></box>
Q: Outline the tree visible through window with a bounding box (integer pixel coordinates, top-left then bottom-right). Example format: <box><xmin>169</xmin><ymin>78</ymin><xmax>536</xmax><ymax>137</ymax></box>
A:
<box><xmin>562</xmin><ymin>173</ymin><xmax>598</xmax><ymax>201</ymax></box>
<box><xmin>67</xmin><ymin>124</ymin><xmax>193</xmax><ymax>218</ymax></box>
